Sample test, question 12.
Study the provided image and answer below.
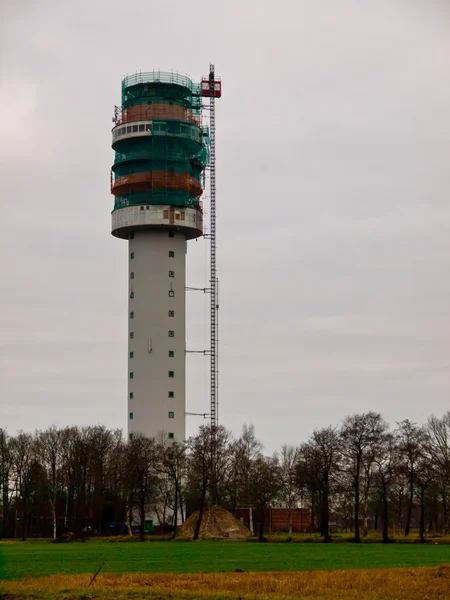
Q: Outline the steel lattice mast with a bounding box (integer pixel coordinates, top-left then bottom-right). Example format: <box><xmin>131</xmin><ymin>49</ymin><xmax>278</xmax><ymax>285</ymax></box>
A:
<box><xmin>201</xmin><ymin>65</ymin><xmax>222</xmax><ymax>428</ymax></box>
<box><xmin>209</xmin><ymin>64</ymin><xmax>218</xmax><ymax>428</ymax></box>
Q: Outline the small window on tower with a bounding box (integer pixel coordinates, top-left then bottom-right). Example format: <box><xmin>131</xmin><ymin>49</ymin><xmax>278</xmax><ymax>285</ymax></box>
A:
<box><xmin>168</xmin><ymin>412</ymin><xmax>174</xmax><ymax>419</ymax></box>
<box><xmin>130</xmin><ymin>272</ymin><xmax>134</xmax><ymax>279</ymax></box>
<box><xmin>130</xmin><ymin>392</ymin><xmax>134</xmax><ymax>399</ymax></box>
<box><xmin>130</xmin><ymin>351</ymin><xmax>134</xmax><ymax>359</ymax></box>
<box><xmin>168</xmin><ymin>351</ymin><xmax>174</xmax><ymax>358</ymax></box>
<box><xmin>129</xmin><ymin>412</ymin><xmax>134</xmax><ymax>419</ymax></box>
<box><xmin>130</xmin><ymin>332</ymin><xmax>134</xmax><ymax>339</ymax></box>
<box><xmin>168</xmin><ymin>371</ymin><xmax>174</xmax><ymax>378</ymax></box>
<box><xmin>169</xmin><ymin>251</ymin><xmax>174</xmax><ymax>257</ymax></box>
<box><xmin>168</xmin><ymin>330</ymin><xmax>174</xmax><ymax>337</ymax></box>
<box><xmin>169</xmin><ymin>291</ymin><xmax>174</xmax><ymax>297</ymax></box>
<box><xmin>168</xmin><ymin>433</ymin><xmax>174</xmax><ymax>440</ymax></box>
<box><xmin>168</xmin><ymin>391</ymin><xmax>174</xmax><ymax>398</ymax></box>
<box><xmin>168</xmin><ymin>271</ymin><xmax>174</xmax><ymax>278</ymax></box>
<box><xmin>168</xmin><ymin>310</ymin><xmax>174</xmax><ymax>317</ymax></box>
<box><xmin>130</xmin><ymin>252</ymin><xmax>134</xmax><ymax>259</ymax></box>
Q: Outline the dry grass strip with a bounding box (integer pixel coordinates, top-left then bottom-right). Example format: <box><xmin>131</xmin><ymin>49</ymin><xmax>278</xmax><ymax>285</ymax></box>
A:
<box><xmin>2</xmin><ymin>566</ymin><xmax>450</xmax><ymax>599</ymax></box>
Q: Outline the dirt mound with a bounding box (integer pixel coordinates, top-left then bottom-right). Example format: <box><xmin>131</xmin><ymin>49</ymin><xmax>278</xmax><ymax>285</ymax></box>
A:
<box><xmin>176</xmin><ymin>505</ymin><xmax>252</xmax><ymax>539</ymax></box>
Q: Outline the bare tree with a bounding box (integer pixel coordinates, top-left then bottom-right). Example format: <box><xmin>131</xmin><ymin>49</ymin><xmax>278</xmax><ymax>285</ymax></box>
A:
<box><xmin>395</xmin><ymin>420</ymin><xmax>427</xmax><ymax>536</ymax></box>
<box><xmin>0</xmin><ymin>430</ymin><xmax>13</xmax><ymax>538</ymax></box>
<box><xmin>278</xmin><ymin>445</ymin><xmax>301</xmax><ymax>539</ymax></box>
<box><xmin>232</xmin><ymin>425</ymin><xmax>263</xmax><ymax>533</ymax></box>
<box><xmin>248</xmin><ymin>454</ymin><xmax>280</xmax><ymax>541</ymax></box>
<box><xmin>373</xmin><ymin>432</ymin><xmax>400</xmax><ymax>543</ymax></box>
<box><xmin>36</xmin><ymin>426</ymin><xmax>64</xmax><ymax>539</ymax></box>
<box><xmin>156</xmin><ymin>438</ymin><xmax>186</xmax><ymax>537</ymax></box>
<box><xmin>10</xmin><ymin>432</ymin><xmax>35</xmax><ymax>541</ymax></box>
<box><xmin>426</xmin><ymin>413</ymin><xmax>450</xmax><ymax>534</ymax></box>
<box><xmin>187</xmin><ymin>425</ymin><xmax>231</xmax><ymax>540</ymax></box>
<box><xmin>300</xmin><ymin>427</ymin><xmax>341</xmax><ymax>542</ymax></box>
<box><xmin>127</xmin><ymin>434</ymin><xmax>159</xmax><ymax>541</ymax></box>
<box><xmin>340</xmin><ymin>412</ymin><xmax>388</xmax><ymax>543</ymax></box>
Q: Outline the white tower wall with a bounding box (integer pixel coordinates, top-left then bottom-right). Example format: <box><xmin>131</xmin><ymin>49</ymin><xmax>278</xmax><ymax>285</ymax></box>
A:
<box><xmin>127</xmin><ymin>229</ymin><xmax>186</xmax><ymax>441</ymax></box>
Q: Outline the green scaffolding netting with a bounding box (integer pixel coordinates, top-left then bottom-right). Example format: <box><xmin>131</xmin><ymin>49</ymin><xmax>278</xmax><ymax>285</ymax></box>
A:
<box><xmin>114</xmin><ymin>190</ymin><xmax>200</xmax><ymax>210</ymax></box>
<box><xmin>122</xmin><ymin>76</ymin><xmax>201</xmax><ymax>112</ymax></box>
<box><xmin>113</xmin><ymin>131</ymin><xmax>209</xmax><ymax>168</ymax></box>
<box><xmin>113</xmin><ymin>159</ymin><xmax>202</xmax><ymax>179</ymax></box>
<box><xmin>113</xmin><ymin>74</ymin><xmax>209</xmax><ymax>212</ymax></box>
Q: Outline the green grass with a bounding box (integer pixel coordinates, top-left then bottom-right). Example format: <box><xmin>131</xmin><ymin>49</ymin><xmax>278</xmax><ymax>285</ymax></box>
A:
<box><xmin>1</xmin><ymin>540</ymin><xmax>450</xmax><ymax>581</ymax></box>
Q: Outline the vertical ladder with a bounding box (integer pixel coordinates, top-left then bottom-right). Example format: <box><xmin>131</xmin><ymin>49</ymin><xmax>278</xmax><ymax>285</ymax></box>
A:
<box><xmin>209</xmin><ymin>64</ymin><xmax>218</xmax><ymax>428</ymax></box>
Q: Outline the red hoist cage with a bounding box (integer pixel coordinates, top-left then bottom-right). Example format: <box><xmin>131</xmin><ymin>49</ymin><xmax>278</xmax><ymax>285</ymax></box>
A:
<box><xmin>201</xmin><ymin>66</ymin><xmax>221</xmax><ymax>429</ymax></box>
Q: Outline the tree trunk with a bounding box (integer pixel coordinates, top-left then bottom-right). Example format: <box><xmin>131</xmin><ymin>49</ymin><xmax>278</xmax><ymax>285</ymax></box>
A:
<box><xmin>382</xmin><ymin>485</ymin><xmax>389</xmax><ymax>543</ymax></box>
<box><xmin>21</xmin><ymin>500</ymin><xmax>28</xmax><ymax>542</ymax></box>
<box><xmin>178</xmin><ymin>488</ymin><xmax>185</xmax><ymax>523</ymax></box>
<box><xmin>172</xmin><ymin>482</ymin><xmax>178</xmax><ymax>539</ymax></box>
<box><xmin>50</xmin><ymin>499</ymin><xmax>57</xmax><ymax>539</ymax></box>
<box><xmin>354</xmin><ymin>468</ymin><xmax>361</xmax><ymax>543</ymax></box>
<box><xmin>443</xmin><ymin>490</ymin><xmax>449</xmax><ymax>535</ymax></box>
<box><xmin>258</xmin><ymin>507</ymin><xmax>265</xmax><ymax>541</ymax></box>
<box><xmin>322</xmin><ymin>485</ymin><xmax>331</xmax><ymax>543</ymax></box>
<box><xmin>405</xmin><ymin>476</ymin><xmax>414</xmax><ymax>536</ymax></box>
<box><xmin>249</xmin><ymin>507</ymin><xmax>254</xmax><ymax>534</ymax></box>
<box><xmin>139</xmin><ymin>492</ymin><xmax>145</xmax><ymax>542</ymax></box>
<box><xmin>125</xmin><ymin>493</ymin><xmax>133</xmax><ymax>537</ymax></box>
<box><xmin>419</xmin><ymin>485</ymin><xmax>425</xmax><ymax>543</ymax></box>
<box><xmin>193</xmin><ymin>483</ymin><xmax>207</xmax><ymax>540</ymax></box>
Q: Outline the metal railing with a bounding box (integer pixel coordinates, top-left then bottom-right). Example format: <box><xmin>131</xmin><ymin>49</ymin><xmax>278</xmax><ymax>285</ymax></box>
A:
<box><xmin>122</xmin><ymin>71</ymin><xmax>201</xmax><ymax>95</ymax></box>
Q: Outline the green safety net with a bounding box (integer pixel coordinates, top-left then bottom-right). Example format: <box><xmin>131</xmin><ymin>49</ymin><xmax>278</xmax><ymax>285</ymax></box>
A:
<box><xmin>113</xmin><ymin>132</ymin><xmax>209</xmax><ymax>168</ymax></box>
<box><xmin>121</xmin><ymin>73</ymin><xmax>201</xmax><ymax>112</ymax></box>
<box><xmin>113</xmin><ymin>160</ymin><xmax>202</xmax><ymax>179</ymax></box>
<box><xmin>114</xmin><ymin>191</ymin><xmax>200</xmax><ymax>210</ymax></box>
<box><xmin>113</xmin><ymin>74</ymin><xmax>209</xmax><ymax>212</ymax></box>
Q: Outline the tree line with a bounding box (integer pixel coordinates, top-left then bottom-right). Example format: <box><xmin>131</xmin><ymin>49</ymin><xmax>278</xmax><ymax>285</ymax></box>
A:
<box><xmin>1</xmin><ymin>411</ymin><xmax>450</xmax><ymax>542</ymax></box>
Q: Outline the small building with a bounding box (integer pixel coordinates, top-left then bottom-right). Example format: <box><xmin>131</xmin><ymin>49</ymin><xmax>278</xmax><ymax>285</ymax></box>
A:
<box><xmin>235</xmin><ymin>508</ymin><xmax>311</xmax><ymax>533</ymax></box>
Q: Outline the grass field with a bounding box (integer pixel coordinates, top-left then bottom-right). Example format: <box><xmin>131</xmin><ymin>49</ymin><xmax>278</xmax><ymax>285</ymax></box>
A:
<box><xmin>2</xmin><ymin>566</ymin><xmax>450</xmax><ymax>599</ymax></box>
<box><xmin>1</xmin><ymin>540</ymin><xmax>450</xmax><ymax>580</ymax></box>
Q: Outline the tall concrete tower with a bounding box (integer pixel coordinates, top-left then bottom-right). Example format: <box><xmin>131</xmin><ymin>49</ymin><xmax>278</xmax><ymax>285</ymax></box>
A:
<box><xmin>111</xmin><ymin>72</ymin><xmax>209</xmax><ymax>441</ymax></box>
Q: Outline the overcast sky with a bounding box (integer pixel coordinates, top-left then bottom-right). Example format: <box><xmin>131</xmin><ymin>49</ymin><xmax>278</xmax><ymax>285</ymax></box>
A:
<box><xmin>1</xmin><ymin>1</ymin><xmax>450</xmax><ymax>451</ymax></box>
